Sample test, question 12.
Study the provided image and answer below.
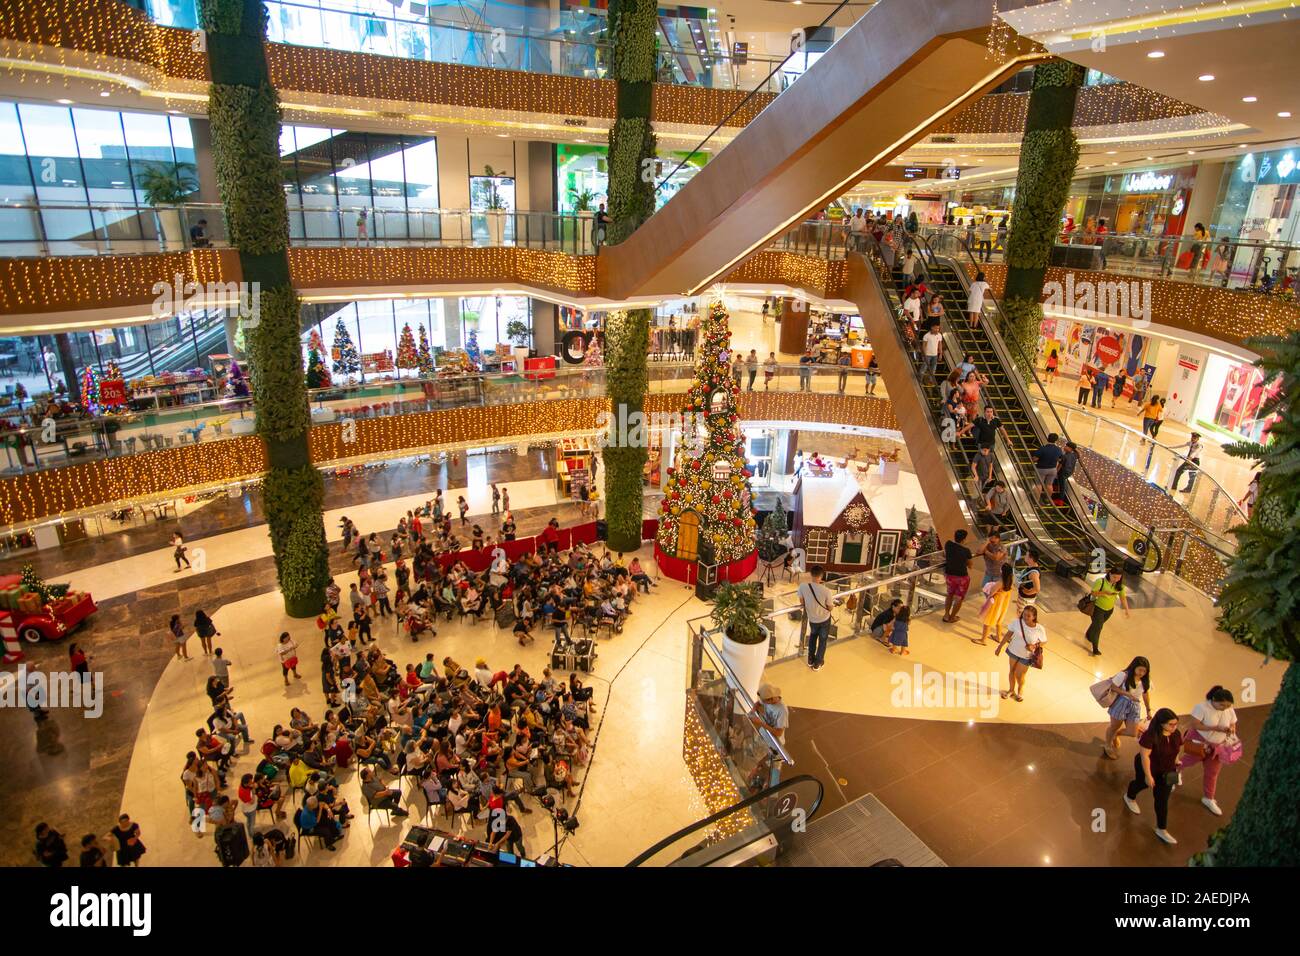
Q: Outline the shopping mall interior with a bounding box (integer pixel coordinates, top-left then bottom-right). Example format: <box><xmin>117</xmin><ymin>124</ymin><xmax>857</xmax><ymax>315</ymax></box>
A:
<box><xmin>0</xmin><ymin>0</ymin><xmax>1297</xmax><ymax>878</ymax></box>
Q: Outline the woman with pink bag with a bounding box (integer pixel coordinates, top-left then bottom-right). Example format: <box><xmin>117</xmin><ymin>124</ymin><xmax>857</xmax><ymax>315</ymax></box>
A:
<box><xmin>1179</xmin><ymin>686</ymin><xmax>1240</xmax><ymax>817</ymax></box>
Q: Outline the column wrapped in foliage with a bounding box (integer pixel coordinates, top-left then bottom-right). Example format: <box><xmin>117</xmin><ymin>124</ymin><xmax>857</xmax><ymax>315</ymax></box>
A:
<box><xmin>605</xmin><ymin>0</ymin><xmax>658</xmax><ymax>246</ymax></box>
<box><xmin>1195</xmin><ymin>332</ymin><xmax>1299</xmax><ymax>866</ymax></box>
<box><xmin>603</xmin><ymin>308</ymin><xmax>650</xmax><ymax>552</ymax></box>
<box><xmin>1001</xmin><ymin>60</ymin><xmax>1084</xmax><ymax>373</ymax></box>
<box><xmin>600</xmin><ymin>0</ymin><xmax>659</xmax><ymax>554</ymax></box>
<box><xmin>200</xmin><ymin>0</ymin><xmax>328</xmax><ymax>617</ymax></box>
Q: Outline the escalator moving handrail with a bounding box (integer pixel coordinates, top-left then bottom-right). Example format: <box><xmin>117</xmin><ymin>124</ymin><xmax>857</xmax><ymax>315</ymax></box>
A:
<box><xmin>907</xmin><ymin>230</ymin><xmax>1147</xmax><ymax>556</ymax></box>
<box><xmin>625</xmin><ymin>773</ymin><xmax>824</xmax><ymax>867</ymax></box>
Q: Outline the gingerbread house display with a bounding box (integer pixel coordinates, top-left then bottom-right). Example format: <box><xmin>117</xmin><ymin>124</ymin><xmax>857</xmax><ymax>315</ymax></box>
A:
<box><xmin>792</xmin><ymin>461</ymin><xmax>923</xmax><ymax>572</ymax></box>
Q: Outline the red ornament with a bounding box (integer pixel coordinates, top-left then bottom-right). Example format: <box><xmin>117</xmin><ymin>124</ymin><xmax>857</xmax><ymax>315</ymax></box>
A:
<box><xmin>722</xmin><ymin>490</ymin><xmax>733</xmax><ymax>500</ymax></box>
<box><xmin>710</xmin><ymin>495</ymin><xmax>721</xmax><ymax>504</ymax></box>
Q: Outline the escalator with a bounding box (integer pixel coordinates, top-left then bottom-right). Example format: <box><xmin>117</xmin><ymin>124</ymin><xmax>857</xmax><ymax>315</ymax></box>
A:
<box><xmin>852</xmin><ymin>235</ymin><xmax>1131</xmax><ymax>575</ymax></box>
<box><xmin>627</xmin><ymin>774</ymin><xmax>824</xmax><ymax>867</ymax></box>
<box><xmin>597</xmin><ymin>0</ymin><xmax>1046</xmax><ymax>300</ymax></box>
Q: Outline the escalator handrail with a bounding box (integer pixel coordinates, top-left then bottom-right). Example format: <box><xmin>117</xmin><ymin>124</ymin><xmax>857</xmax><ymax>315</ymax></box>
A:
<box><xmin>861</xmin><ymin>235</ymin><xmax>1092</xmax><ymax>568</ymax></box>
<box><xmin>625</xmin><ymin>773</ymin><xmax>825</xmax><ymax>867</ymax></box>
<box><xmin>907</xmin><ymin>230</ymin><xmax>1149</xmax><ymax>562</ymax></box>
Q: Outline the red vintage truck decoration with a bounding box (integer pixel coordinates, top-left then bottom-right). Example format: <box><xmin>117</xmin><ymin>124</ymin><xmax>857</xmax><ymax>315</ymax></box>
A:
<box><xmin>0</xmin><ymin>568</ymin><xmax>98</xmax><ymax>662</ymax></box>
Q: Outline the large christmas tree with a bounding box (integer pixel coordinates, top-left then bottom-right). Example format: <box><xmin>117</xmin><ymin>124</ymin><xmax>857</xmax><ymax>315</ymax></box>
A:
<box><xmin>331</xmin><ymin>317</ymin><xmax>360</xmax><ymax>379</ymax></box>
<box><xmin>655</xmin><ymin>300</ymin><xmax>757</xmax><ymax>571</ymax></box>
<box><xmin>396</xmin><ymin>323</ymin><xmax>418</xmax><ymax>375</ymax></box>
<box><xmin>417</xmin><ymin>324</ymin><xmax>434</xmax><ymax>377</ymax></box>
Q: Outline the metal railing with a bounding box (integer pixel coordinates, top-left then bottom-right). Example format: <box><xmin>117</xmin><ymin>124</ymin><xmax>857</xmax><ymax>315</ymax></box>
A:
<box><xmin>257</xmin><ymin>1</ymin><xmax>793</xmax><ymax>93</ymax></box>
<box><xmin>0</xmin><ymin>201</ymin><xmax>600</xmax><ymax>258</ymax></box>
<box><xmin>0</xmin><ymin>360</ymin><xmax>890</xmax><ymax>477</ymax></box>
<box><xmin>923</xmin><ymin>223</ymin><xmax>1300</xmax><ymax>294</ymax></box>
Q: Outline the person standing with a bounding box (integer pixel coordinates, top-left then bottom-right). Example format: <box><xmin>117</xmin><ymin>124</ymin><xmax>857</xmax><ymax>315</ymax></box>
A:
<box><xmin>763</xmin><ymin>352</ymin><xmax>777</xmax><ymax>390</ymax></box>
<box><xmin>1055</xmin><ymin>440</ymin><xmax>1079</xmax><ymax>500</ymax></box>
<box><xmin>68</xmin><ymin>642</ymin><xmax>91</xmax><ymax>682</ymax></box>
<box><xmin>1123</xmin><ymin>707</ymin><xmax>1184</xmax><ymax>845</ymax></box>
<box><xmin>996</xmin><ymin>605</ymin><xmax>1045</xmax><ymax>703</ymax></box>
<box><xmin>1100</xmin><ymin>656</ymin><xmax>1152</xmax><ymax>759</ymax></box>
<box><xmin>966</xmin><ymin>270</ymin><xmax>990</xmax><ymax>329</ymax></box>
<box><xmin>977</xmin><ymin>564</ymin><xmax>1015</xmax><ymax>646</ymax></box>
<box><xmin>1015</xmin><ymin>548</ymin><xmax>1041</xmax><ymax>613</ymax></box>
<box><xmin>1169</xmin><ymin>432</ymin><xmax>1204</xmax><ymax>493</ymax></box>
<box><xmin>921</xmin><ymin>326</ymin><xmax>944</xmax><ymax>385</ymax></box>
<box><xmin>1178</xmin><ymin>686</ymin><xmax>1239</xmax><ymax>817</ymax></box>
<box><xmin>276</xmin><ymin>632</ymin><xmax>301</xmax><ymax>685</ymax></box>
<box><xmin>941</xmin><ymin>529</ymin><xmax>973</xmax><ymax>623</ymax></box>
<box><xmin>1045</xmin><ymin>348</ymin><xmax>1059</xmax><ymax>383</ymax></box>
<box><xmin>1138</xmin><ymin>394</ymin><xmax>1162</xmax><ymax>442</ymax></box>
<box><xmin>888</xmin><ymin>606</ymin><xmax>911</xmax><ymax>655</ymax></box>
<box><xmin>798</xmin><ymin>565</ymin><xmax>840</xmax><ymax>671</ymax></box>
<box><xmin>1091</xmin><ymin>367</ymin><xmax>1108</xmax><ymax>409</ymax></box>
<box><xmin>745</xmin><ymin>349</ymin><xmax>758</xmax><ymax>391</ymax></box>
<box><xmin>110</xmin><ymin>813</ymin><xmax>146</xmax><ymax>867</ymax></box>
<box><xmin>355</xmin><ymin>207</ymin><xmax>368</xmax><ymax>244</ymax></box>
<box><xmin>751</xmin><ymin>684</ymin><xmax>789</xmax><ymax>747</ymax></box>
<box><xmin>169</xmin><ymin>613</ymin><xmax>191</xmax><ymax>661</ymax></box>
<box><xmin>34</xmin><ymin>823</ymin><xmax>68</xmax><ymax>867</ymax></box>
<box><xmin>732</xmin><ymin>352</ymin><xmax>744</xmax><ymax>391</ymax></box>
<box><xmin>1110</xmin><ymin>368</ymin><xmax>1128</xmax><ymax>408</ymax></box>
<box><xmin>457</xmin><ymin>495</ymin><xmax>469</xmax><ymax>526</ymax></box>
<box><xmin>171</xmin><ymin>532</ymin><xmax>191</xmax><ymax>572</ymax></box>
<box><xmin>864</xmin><ymin>354</ymin><xmax>879</xmax><ymax>395</ymax></box>
<box><xmin>798</xmin><ymin>350</ymin><xmax>816</xmax><ymax>391</ymax></box>
<box><xmin>491</xmin><ymin>484</ymin><xmax>501</xmax><ymax>515</ymax></box>
<box><xmin>1076</xmin><ymin>368</ymin><xmax>1094</xmax><ymax>407</ymax></box>
<box><xmin>194</xmin><ymin>609</ymin><xmax>219</xmax><ymax>657</ymax></box>
<box><xmin>500</xmin><ymin>487</ymin><xmax>510</xmax><ymax>514</ymax></box>
<box><xmin>1083</xmin><ymin>566</ymin><xmax>1130</xmax><ymax>656</ymax></box>
<box><xmin>1238</xmin><ymin>472</ymin><xmax>1260</xmax><ymax>518</ymax></box>
<box><xmin>975</xmin><ymin>531</ymin><xmax>1007</xmax><ymax>590</ymax></box>
<box><xmin>1033</xmin><ymin>433</ymin><xmax>1064</xmax><ymax>503</ymax></box>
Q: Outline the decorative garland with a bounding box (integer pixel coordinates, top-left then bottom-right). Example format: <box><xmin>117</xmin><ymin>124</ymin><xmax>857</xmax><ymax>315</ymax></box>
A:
<box><xmin>200</xmin><ymin>0</ymin><xmax>327</xmax><ymax>617</ymax></box>
<box><xmin>1001</xmin><ymin>60</ymin><xmax>1084</xmax><ymax>380</ymax></box>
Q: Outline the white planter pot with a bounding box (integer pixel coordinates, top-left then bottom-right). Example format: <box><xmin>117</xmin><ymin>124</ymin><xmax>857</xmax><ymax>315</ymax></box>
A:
<box><xmin>157</xmin><ymin>207</ymin><xmax>184</xmax><ymax>251</ymax></box>
<box><xmin>513</xmin><ymin>345</ymin><xmax>530</xmax><ymax>370</ymax></box>
<box><xmin>721</xmin><ymin>628</ymin><xmax>769</xmax><ymax>705</ymax></box>
<box><xmin>229</xmin><ymin>417</ymin><xmax>256</xmax><ymax>435</ymax></box>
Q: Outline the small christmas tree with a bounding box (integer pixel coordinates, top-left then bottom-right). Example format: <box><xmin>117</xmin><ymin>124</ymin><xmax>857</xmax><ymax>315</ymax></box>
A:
<box><xmin>582</xmin><ymin>333</ymin><xmax>604</xmax><ymax>367</ymax></box>
<box><xmin>396</xmin><ymin>323</ymin><xmax>418</xmax><ymax>375</ymax></box>
<box><xmin>306</xmin><ymin>347</ymin><xmax>332</xmax><ymax>388</ymax></box>
<box><xmin>417</xmin><ymin>324</ymin><xmax>434</xmax><ymax>377</ymax></box>
<box><xmin>105</xmin><ymin>359</ymin><xmax>122</xmax><ymax>381</ymax></box>
<box><xmin>757</xmin><ymin>501</ymin><xmax>789</xmax><ymax>563</ymax></box>
<box><xmin>21</xmin><ymin>563</ymin><xmax>70</xmax><ymax>604</ymax></box>
<box><xmin>331</xmin><ymin>318</ymin><xmax>360</xmax><ymax>379</ymax></box>
<box><xmin>80</xmin><ymin>366</ymin><xmax>101</xmax><ymax>414</ymax></box>
<box><xmin>656</xmin><ymin>300</ymin><xmax>757</xmax><ymax>569</ymax></box>
<box><xmin>227</xmin><ymin>359</ymin><xmax>249</xmax><ymax>397</ymax></box>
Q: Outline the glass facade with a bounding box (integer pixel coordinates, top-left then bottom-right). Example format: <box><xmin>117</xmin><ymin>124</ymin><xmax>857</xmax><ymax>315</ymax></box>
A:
<box><xmin>280</xmin><ymin>125</ymin><xmax>440</xmax><ymax>242</ymax></box>
<box><xmin>556</xmin><ymin>143</ymin><xmax>708</xmax><ymax>214</ymax></box>
<box><xmin>0</xmin><ymin>101</ymin><xmax>194</xmax><ymax>254</ymax></box>
<box><xmin>1209</xmin><ymin>148</ymin><xmax>1300</xmax><ymax>245</ymax></box>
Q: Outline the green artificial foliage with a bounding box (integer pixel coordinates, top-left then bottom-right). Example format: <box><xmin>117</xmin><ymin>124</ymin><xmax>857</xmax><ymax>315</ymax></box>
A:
<box><xmin>710</xmin><ymin>581</ymin><xmax>765</xmax><ymax>645</ymax></box>
<box><xmin>135</xmin><ymin>162</ymin><xmax>199</xmax><ymax>205</ymax></box>
<box><xmin>605</xmin><ymin>0</ymin><xmax>658</xmax><ymax>245</ymax></box>
<box><xmin>1001</xmin><ymin>60</ymin><xmax>1084</xmax><ymax>378</ymax></box>
<box><xmin>199</xmin><ymin>0</ymin><xmax>327</xmax><ymax>617</ymax></box>
<box><xmin>602</xmin><ymin>308</ymin><xmax>650</xmax><ymax>552</ymax></box>
<box><xmin>1193</xmin><ymin>332</ymin><xmax>1300</xmax><ymax>866</ymax></box>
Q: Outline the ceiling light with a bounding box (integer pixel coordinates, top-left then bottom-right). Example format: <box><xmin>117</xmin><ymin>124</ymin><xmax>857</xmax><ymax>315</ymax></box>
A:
<box><xmin>1146</xmin><ymin>50</ymin><xmax>1165</xmax><ymax>58</ymax></box>
<box><xmin>56</xmin><ymin>98</ymin><xmax>74</xmax><ymax>105</ymax></box>
<box><xmin>1279</xmin><ymin>111</ymin><xmax>1293</xmax><ymax>118</ymax></box>
<box><xmin>1187</xmin><ymin>150</ymin><xmax>1196</xmax><ymax>155</ymax></box>
<box><xmin>1242</xmin><ymin>96</ymin><xmax>1258</xmax><ymax>102</ymax></box>
<box><xmin>1198</xmin><ymin>74</ymin><xmax>1215</xmax><ymax>82</ymax></box>
<box><xmin>1106</xmin><ymin>150</ymin><xmax>1117</xmax><ymax>155</ymax></box>
<box><xmin>99</xmin><ymin>90</ymin><xmax>111</xmax><ymax>97</ymax></box>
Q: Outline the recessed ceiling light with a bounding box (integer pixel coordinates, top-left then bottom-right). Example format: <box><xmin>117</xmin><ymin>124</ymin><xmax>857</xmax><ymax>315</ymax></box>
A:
<box><xmin>1187</xmin><ymin>150</ymin><xmax>1196</xmax><ymax>155</ymax></box>
<box><xmin>1106</xmin><ymin>150</ymin><xmax>1117</xmax><ymax>155</ymax></box>
<box><xmin>99</xmin><ymin>90</ymin><xmax>111</xmax><ymax>97</ymax></box>
<box><xmin>1242</xmin><ymin>96</ymin><xmax>1258</xmax><ymax>102</ymax></box>
<box><xmin>1198</xmin><ymin>74</ymin><xmax>1215</xmax><ymax>82</ymax></box>
<box><xmin>1279</xmin><ymin>111</ymin><xmax>1293</xmax><ymax>118</ymax></box>
<box><xmin>1146</xmin><ymin>50</ymin><xmax>1165</xmax><ymax>58</ymax></box>
<box><xmin>56</xmin><ymin>98</ymin><xmax>74</xmax><ymax>105</ymax></box>
<box><xmin>496</xmin><ymin>133</ymin><xmax>509</xmax><ymax>137</ymax></box>
<box><xmin>1146</xmin><ymin>156</ymin><xmax>1154</xmax><ymax>161</ymax></box>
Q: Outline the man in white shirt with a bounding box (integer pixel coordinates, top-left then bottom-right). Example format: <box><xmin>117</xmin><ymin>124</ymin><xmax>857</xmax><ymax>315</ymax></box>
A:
<box><xmin>798</xmin><ymin>565</ymin><xmax>841</xmax><ymax>670</ymax></box>
<box><xmin>921</xmin><ymin>328</ymin><xmax>944</xmax><ymax>383</ymax></box>
<box><xmin>1169</xmin><ymin>432</ymin><xmax>1203</xmax><ymax>493</ymax></box>
<box><xmin>848</xmin><ymin>207</ymin><xmax>869</xmax><ymax>251</ymax></box>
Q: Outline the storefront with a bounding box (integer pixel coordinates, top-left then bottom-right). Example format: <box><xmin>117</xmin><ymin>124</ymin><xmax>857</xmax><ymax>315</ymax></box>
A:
<box><xmin>1192</xmin><ymin>352</ymin><xmax>1281</xmax><ymax>443</ymax></box>
<box><xmin>556</xmin><ymin>143</ymin><xmax>708</xmax><ymax>214</ymax></box>
<box><xmin>1209</xmin><ymin>147</ymin><xmax>1300</xmax><ymax>245</ymax></box>
<box><xmin>1061</xmin><ymin>165</ymin><xmax>1197</xmax><ymax>236</ymax></box>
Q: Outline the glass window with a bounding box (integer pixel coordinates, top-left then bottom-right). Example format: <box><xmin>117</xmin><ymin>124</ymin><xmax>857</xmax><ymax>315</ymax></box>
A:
<box><xmin>0</xmin><ymin>103</ymin><xmax>38</xmax><ymax>253</ymax></box>
<box><xmin>353</xmin><ymin>302</ymin><xmax>398</xmax><ymax>380</ymax></box>
<box><xmin>20</xmin><ymin>103</ymin><xmax>93</xmax><ymax>247</ymax></box>
<box><xmin>293</xmin><ymin>127</ymin><xmax>342</xmax><ymax>240</ymax></box>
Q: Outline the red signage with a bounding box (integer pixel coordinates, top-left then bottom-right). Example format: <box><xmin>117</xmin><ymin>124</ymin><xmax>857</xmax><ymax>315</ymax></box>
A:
<box><xmin>524</xmin><ymin>355</ymin><xmax>557</xmax><ymax>381</ymax></box>
<box><xmin>1094</xmin><ymin>335</ymin><xmax>1122</xmax><ymax>366</ymax></box>
<box><xmin>99</xmin><ymin>379</ymin><xmax>128</xmax><ymax>408</ymax></box>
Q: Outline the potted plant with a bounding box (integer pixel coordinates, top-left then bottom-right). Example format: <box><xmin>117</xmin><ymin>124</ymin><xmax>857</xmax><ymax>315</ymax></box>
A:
<box><xmin>136</xmin><ymin>162</ymin><xmax>198</xmax><ymax>251</ymax></box>
<box><xmin>505</xmin><ymin>318</ymin><xmax>532</xmax><ymax>369</ymax></box>
<box><xmin>710</xmin><ymin>580</ymin><xmax>769</xmax><ymax>702</ymax></box>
